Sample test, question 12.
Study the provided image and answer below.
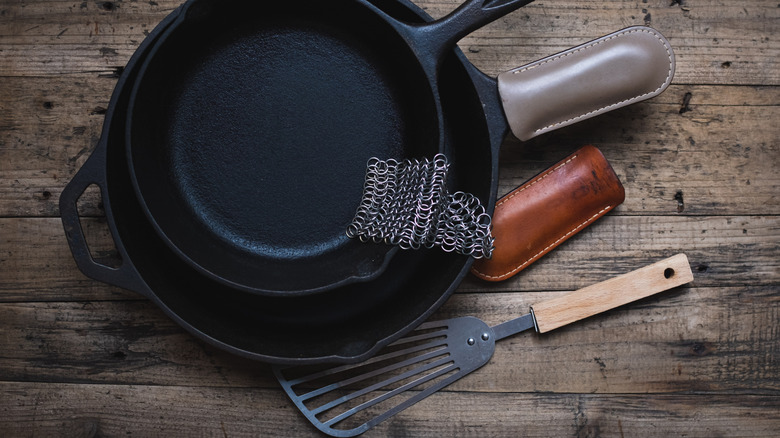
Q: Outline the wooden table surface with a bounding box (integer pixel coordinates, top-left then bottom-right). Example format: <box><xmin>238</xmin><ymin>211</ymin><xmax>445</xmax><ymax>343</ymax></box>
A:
<box><xmin>1</xmin><ymin>0</ymin><xmax>778</xmax><ymax>436</ymax></box>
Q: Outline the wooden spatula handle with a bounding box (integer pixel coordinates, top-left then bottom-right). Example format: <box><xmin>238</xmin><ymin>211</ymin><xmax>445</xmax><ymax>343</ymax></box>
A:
<box><xmin>530</xmin><ymin>254</ymin><xmax>693</xmax><ymax>333</ymax></box>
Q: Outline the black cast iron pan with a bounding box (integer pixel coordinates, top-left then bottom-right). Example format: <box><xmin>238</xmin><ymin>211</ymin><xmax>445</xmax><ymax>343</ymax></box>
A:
<box><xmin>124</xmin><ymin>0</ymin><xmax>534</xmax><ymax>296</ymax></box>
<box><xmin>61</xmin><ymin>0</ymin><xmax>500</xmax><ymax>364</ymax></box>
<box><xmin>62</xmin><ymin>0</ymin><xmax>672</xmax><ymax>364</ymax></box>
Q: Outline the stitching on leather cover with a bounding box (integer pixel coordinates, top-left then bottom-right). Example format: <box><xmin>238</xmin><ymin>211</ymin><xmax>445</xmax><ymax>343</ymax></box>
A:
<box><xmin>471</xmin><ymin>154</ymin><xmax>579</xmax><ymax>280</ymax></box>
<box><xmin>472</xmin><ymin>205</ymin><xmax>613</xmax><ymax>281</ymax></box>
<box><xmin>511</xmin><ymin>28</ymin><xmax>674</xmax><ymax>135</ymax></box>
<box><xmin>496</xmin><ymin>154</ymin><xmax>579</xmax><ymax>208</ymax></box>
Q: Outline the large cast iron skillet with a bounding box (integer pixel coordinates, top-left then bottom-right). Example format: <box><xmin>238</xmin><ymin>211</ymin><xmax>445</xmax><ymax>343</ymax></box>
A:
<box><xmin>61</xmin><ymin>0</ymin><xmax>509</xmax><ymax>364</ymax></box>
<box><xmin>124</xmin><ymin>0</ymin><xmax>533</xmax><ymax>296</ymax></box>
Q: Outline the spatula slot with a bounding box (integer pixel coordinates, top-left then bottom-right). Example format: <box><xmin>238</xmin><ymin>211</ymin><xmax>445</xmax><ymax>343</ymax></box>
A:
<box><xmin>281</xmin><ymin>334</ymin><xmax>449</xmax><ymax>394</ymax></box>
<box><xmin>313</xmin><ymin>359</ymin><xmax>459</xmax><ymax>431</ymax></box>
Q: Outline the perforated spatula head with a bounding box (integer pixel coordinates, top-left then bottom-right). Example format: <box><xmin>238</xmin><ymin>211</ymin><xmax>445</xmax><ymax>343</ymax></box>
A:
<box><xmin>273</xmin><ymin>316</ymin><xmax>498</xmax><ymax>437</ymax></box>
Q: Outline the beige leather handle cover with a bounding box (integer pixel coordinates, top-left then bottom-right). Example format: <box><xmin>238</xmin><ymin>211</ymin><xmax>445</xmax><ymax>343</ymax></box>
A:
<box><xmin>530</xmin><ymin>254</ymin><xmax>693</xmax><ymax>333</ymax></box>
<box><xmin>498</xmin><ymin>26</ymin><xmax>675</xmax><ymax>141</ymax></box>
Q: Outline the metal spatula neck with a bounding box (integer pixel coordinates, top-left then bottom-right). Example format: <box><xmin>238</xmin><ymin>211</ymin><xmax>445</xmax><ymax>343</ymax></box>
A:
<box><xmin>491</xmin><ymin>313</ymin><xmax>536</xmax><ymax>341</ymax></box>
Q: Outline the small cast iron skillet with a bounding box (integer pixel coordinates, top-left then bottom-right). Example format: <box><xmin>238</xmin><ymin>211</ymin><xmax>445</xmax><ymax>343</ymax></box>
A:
<box><xmin>124</xmin><ymin>0</ymin><xmax>534</xmax><ymax>296</ymax></box>
<box><xmin>61</xmin><ymin>0</ymin><xmax>507</xmax><ymax>364</ymax></box>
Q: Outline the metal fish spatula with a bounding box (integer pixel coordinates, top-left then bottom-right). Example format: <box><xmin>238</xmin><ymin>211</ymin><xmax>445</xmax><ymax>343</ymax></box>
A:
<box><xmin>273</xmin><ymin>254</ymin><xmax>693</xmax><ymax>437</ymax></box>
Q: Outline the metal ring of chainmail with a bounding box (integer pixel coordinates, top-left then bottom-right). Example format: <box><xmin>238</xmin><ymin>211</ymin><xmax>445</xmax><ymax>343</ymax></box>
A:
<box><xmin>346</xmin><ymin>154</ymin><xmax>494</xmax><ymax>259</ymax></box>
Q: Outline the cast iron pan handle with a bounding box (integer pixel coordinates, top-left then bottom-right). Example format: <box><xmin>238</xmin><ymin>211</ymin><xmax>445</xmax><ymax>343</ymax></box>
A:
<box><xmin>407</xmin><ymin>0</ymin><xmax>536</xmax><ymax>62</ymax></box>
<box><xmin>59</xmin><ymin>147</ymin><xmax>149</xmax><ymax>297</ymax></box>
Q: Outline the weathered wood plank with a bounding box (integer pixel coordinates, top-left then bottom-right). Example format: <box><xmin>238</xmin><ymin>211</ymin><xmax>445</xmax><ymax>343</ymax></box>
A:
<box><xmin>457</xmin><ymin>0</ymin><xmax>780</xmax><ymax>85</ymax></box>
<box><xmin>1</xmin><ymin>79</ymin><xmax>778</xmax><ymax>217</ymax></box>
<box><xmin>0</xmin><ymin>0</ymin><xmax>777</xmax><ymax>85</ymax></box>
<box><xmin>1</xmin><ymin>285</ymin><xmax>777</xmax><ymax>395</ymax></box>
<box><xmin>0</xmin><ymin>382</ymin><xmax>778</xmax><ymax>437</ymax></box>
<box><xmin>438</xmin><ymin>285</ymin><xmax>780</xmax><ymax>394</ymax></box>
<box><xmin>0</xmin><ymin>218</ymin><xmax>134</xmax><ymax>301</ymax></box>
<box><xmin>0</xmin><ymin>76</ymin><xmax>110</xmax><ymax>217</ymax></box>
<box><xmin>0</xmin><ymin>0</ymin><xmax>177</xmax><ymax>76</ymax></box>
<box><xmin>496</xmin><ymin>94</ymin><xmax>780</xmax><ymax>216</ymax></box>
<box><xmin>460</xmin><ymin>213</ymin><xmax>780</xmax><ymax>292</ymax></box>
<box><xmin>1</xmin><ymin>215</ymin><xmax>777</xmax><ymax>301</ymax></box>
<box><xmin>0</xmin><ymin>300</ymin><xmax>269</xmax><ymax>387</ymax></box>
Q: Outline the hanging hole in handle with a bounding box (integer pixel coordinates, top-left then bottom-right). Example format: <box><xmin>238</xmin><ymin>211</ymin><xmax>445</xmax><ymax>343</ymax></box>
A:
<box><xmin>77</xmin><ymin>184</ymin><xmax>122</xmax><ymax>269</ymax></box>
<box><xmin>664</xmin><ymin>268</ymin><xmax>675</xmax><ymax>279</ymax></box>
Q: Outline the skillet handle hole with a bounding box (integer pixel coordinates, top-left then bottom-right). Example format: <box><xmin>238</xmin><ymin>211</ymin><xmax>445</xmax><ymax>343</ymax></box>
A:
<box><xmin>76</xmin><ymin>184</ymin><xmax>123</xmax><ymax>269</ymax></box>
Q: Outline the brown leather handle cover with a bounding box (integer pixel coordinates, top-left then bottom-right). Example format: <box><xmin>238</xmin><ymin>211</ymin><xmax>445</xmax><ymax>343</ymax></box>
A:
<box><xmin>471</xmin><ymin>145</ymin><xmax>624</xmax><ymax>281</ymax></box>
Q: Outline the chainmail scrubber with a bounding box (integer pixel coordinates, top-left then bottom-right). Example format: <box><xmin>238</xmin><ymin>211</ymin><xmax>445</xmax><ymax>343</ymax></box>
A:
<box><xmin>346</xmin><ymin>154</ymin><xmax>494</xmax><ymax>259</ymax></box>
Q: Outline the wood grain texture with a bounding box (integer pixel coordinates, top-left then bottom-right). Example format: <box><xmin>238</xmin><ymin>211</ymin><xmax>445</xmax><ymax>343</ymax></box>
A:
<box><xmin>1</xmin><ymin>0</ymin><xmax>777</xmax><ymax>84</ymax></box>
<box><xmin>1</xmin><ymin>383</ymin><xmax>779</xmax><ymax>438</ymax></box>
<box><xmin>1</xmin><ymin>0</ymin><xmax>778</xmax><ymax>436</ymax></box>
<box><xmin>2</xmin><ymin>285</ymin><xmax>776</xmax><ymax>394</ymax></box>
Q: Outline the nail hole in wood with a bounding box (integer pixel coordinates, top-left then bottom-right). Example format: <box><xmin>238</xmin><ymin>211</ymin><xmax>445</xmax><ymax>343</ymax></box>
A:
<box><xmin>664</xmin><ymin>268</ymin><xmax>675</xmax><ymax>279</ymax></box>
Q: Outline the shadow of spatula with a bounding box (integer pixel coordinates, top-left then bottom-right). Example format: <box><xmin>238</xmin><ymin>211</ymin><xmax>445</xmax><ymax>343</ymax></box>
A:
<box><xmin>273</xmin><ymin>254</ymin><xmax>693</xmax><ymax>437</ymax></box>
